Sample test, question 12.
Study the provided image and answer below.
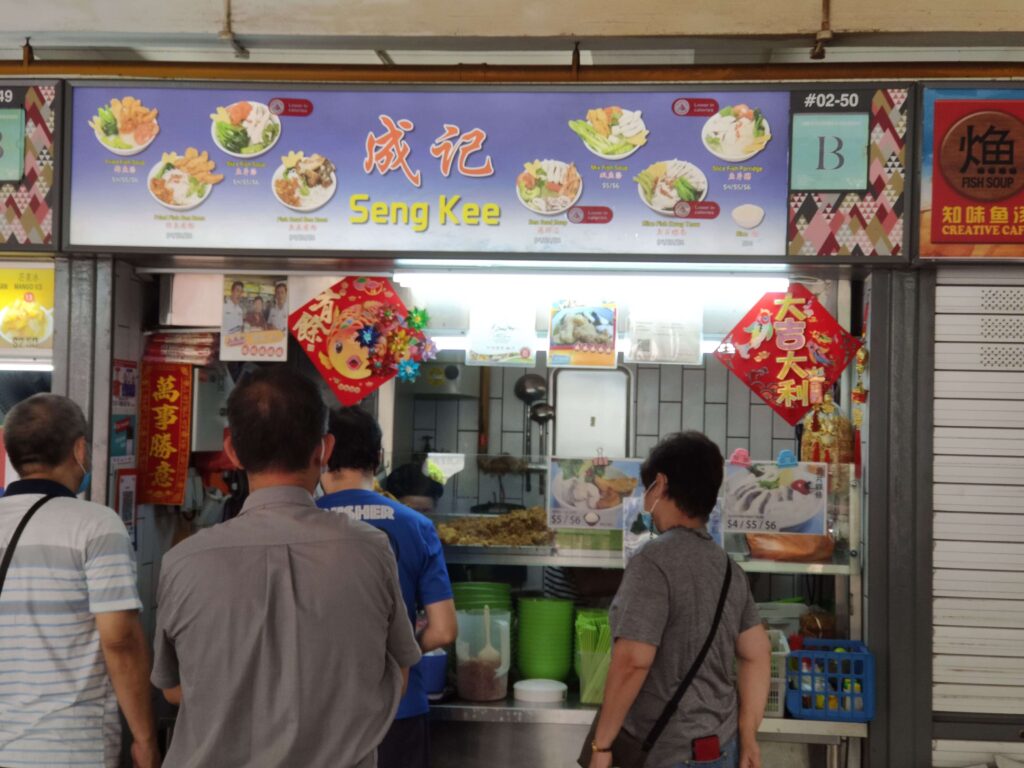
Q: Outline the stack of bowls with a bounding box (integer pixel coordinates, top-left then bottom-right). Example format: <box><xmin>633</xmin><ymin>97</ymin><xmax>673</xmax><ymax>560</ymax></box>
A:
<box><xmin>452</xmin><ymin>582</ymin><xmax>512</xmax><ymax>612</ymax></box>
<box><xmin>517</xmin><ymin>597</ymin><xmax>574</xmax><ymax>681</ymax></box>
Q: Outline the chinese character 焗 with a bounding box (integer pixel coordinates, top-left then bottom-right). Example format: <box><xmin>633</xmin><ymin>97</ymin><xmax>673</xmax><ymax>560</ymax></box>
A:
<box><xmin>958</xmin><ymin>123</ymin><xmax>1016</xmax><ymax>174</ymax></box>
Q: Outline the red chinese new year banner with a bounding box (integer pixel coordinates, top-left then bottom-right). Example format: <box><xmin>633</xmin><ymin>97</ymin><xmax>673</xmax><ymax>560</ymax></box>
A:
<box><xmin>137</xmin><ymin>362</ymin><xmax>193</xmax><ymax>505</ymax></box>
<box><xmin>715</xmin><ymin>283</ymin><xmax>860</xmax><ymax>426</ymax></box>
<box><xmin>289</xmin><ymin>276</ymin><xmax>433</xmax><ymax>406</ymax></box>
<box><xmin>931</xmin><ymin>99</ymin><xmax>1024</xmax><ymax>247</ymax></box>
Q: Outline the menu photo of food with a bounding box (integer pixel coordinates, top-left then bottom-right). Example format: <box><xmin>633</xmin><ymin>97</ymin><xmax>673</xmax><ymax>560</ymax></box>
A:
<box><xmin>0</xmin><ymin>296</ymin><xmax>52</xmax><ymax>349</ymax></box>
<box><xmin>549</xmin><ymin>457</ymin><xmax>642</xmax><ymax>531</ymax></box>
<box><xmin>148</xmin><ymin>148</ymin><xmax>224</xmax><ymax>211</ymax></box>
<box><xmin>548</xmin><ymin>301</ymin><xmax>617</xmax><ymax>368</ymax></box>
<box><xmin>516</xmin><ymin>159</ymin><xmax>582</xmax><ymax>215</ymax></box>
<box><xmin>723</xmin><ymin>461</ymin><xmax>828</xmax><ymax>535</ymax></box>
<box><xmin>271</xmin><ymin>151</ymin><xmax>337</xmax><ymax>212</ymax></box>
<box><xmin>89</xmin><ymin>96</ymin><xmax>160</xmax><ymax>156</ymax></box>
<box><xmin>731</xmin><ymin>203</ymin><xmax>766</xmax><ymax>230</ymax></box>
<box><xmin>701</xmin><ymin>103</ymin><xmax>772</xmax><ymax>162</ymax></box>
<box><xmin>210</xmin><ymin>100</ymin><xmax>282</xmax><ymax>158</ymax></box>
<box><xmin>568</xmin><ymin>106</ymin><xmax>649</xmax><ymax>160</ymax></box>
<box><xmin>0</xmin><ymin>265</ymin><xmax>55</xmax><ymax>353</ymax></box>
<box><xmin>635</xmin><ymin>159</ymin><xmax>708</xmax><ymax>216</ymax></box>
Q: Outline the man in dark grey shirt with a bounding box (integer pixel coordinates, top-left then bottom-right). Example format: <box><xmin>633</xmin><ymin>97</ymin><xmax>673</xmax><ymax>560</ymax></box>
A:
<box><xmin>590</xmin><ymin>432</ymin><xmax>771</xmax><ymax>768</ymax></box>
<box><xmin>152</xmin><ymin>368</ymin><xmax>421</xmax><ymax>768</ymax></box>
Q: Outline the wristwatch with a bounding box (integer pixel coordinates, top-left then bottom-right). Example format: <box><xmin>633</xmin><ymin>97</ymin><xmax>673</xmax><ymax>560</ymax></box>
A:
<box><xmin>592</xmin><ymin>740</ymin><xmax>612</xmax><ymax>754</ymax></box>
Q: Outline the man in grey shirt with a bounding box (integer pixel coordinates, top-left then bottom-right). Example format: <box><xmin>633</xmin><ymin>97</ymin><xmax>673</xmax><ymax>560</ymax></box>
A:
<box><xmin>152</xmin><ymin>367</ymin><xmax>421</xmax><ymax>768</ymax></box>
<box><xmin>590</xmin><ymin>432</ymin><xmax>770</xmax><ymax>768</ymax></box>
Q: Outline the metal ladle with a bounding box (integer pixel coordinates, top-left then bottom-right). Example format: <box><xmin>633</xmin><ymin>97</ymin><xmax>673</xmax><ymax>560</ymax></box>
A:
<box><xmin>530</xmin><ymin>402</ymin><xmax>555</xmax><ymax>455</ymax></box>
<box><xmin>530</xmin><ymin>402</ymin><xmax>556</xmax><ymax>497</ymax></box>
<box><xmin>513</xmin><ymin>374</ymin><xmax>547</xmax><ymax>490</ymax></box>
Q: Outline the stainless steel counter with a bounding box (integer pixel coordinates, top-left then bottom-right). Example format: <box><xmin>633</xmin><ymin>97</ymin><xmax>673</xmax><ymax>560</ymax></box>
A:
<box><xmin>430</xmin><ymin>697</ymin><xmax>867</xmax><ymax>768</ymax></box>
<box><xmin>443</xmin><ymin>545</ymin><xmax>856</xmax><ymax>574</ymax></box>
<box><xmin>431</xmin><ymin>692</ymin><xmax>597</xmax><ymax>725</ymax></box>
<box><xmin>431</xmin><ymin>696</ymin><xmax>866</xmax><ymax>742</ymax></box>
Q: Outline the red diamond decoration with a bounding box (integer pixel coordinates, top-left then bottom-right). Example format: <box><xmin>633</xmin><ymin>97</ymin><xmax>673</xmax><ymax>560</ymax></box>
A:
<box><xmin>714</xmin><ymin>283</ymin><xmax>861</xmax><ymax>425</ymax></box>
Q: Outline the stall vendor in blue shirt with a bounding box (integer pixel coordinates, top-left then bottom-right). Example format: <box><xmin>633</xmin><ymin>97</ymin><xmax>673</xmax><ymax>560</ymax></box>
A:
<box><xmin>318</xmin><ymin>407</ymin><xmax>456</xmax><ymax>768</ymax></box>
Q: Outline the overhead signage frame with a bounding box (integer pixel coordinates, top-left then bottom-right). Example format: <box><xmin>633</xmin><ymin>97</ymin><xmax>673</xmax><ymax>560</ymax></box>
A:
<box><xmin>63</xmin><ymin>80</ymin><xmax>912</xmax><ymax>264</ymax></box>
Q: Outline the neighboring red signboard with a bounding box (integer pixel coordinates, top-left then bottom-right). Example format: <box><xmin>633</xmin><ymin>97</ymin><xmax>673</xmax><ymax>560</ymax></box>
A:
<box><xmin>930</xmin><ymin>99</ymin><xmax>1024</xmax><ymax>248</ymax></box>
<box><xmin>715</xmin><ymin>283</ymin><xmax>860</xmax><ymax>426</ymax></box>
<box><xmin>289</xmin><ymin>276</ymin><xmax>432</xmax><ymax>406</ymax></box>
<box><xmin>137</xmin><ymin>362</ymin><xmax>193</xmax><ymax>505</ymax></box>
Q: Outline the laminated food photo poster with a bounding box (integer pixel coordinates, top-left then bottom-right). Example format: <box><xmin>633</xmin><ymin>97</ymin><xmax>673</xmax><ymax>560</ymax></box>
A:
<box><xmin>723</xmin><ymin>460</ymin><xmax>828</xmax><ymax>535</ymax></box>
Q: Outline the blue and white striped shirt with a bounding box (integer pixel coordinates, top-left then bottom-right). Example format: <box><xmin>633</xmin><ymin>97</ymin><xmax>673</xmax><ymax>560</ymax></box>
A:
<box><xmin>0</xmin><ymin>480</ymin><xmax>141</xmax><ymax>768</ymax></box>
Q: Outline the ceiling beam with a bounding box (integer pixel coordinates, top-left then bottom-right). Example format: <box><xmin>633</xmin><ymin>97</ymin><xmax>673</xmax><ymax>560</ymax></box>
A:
<box><xmin>4</xmin><ymin>58</ymin><xmax>1024</xmax><ymax>81</ymax></box>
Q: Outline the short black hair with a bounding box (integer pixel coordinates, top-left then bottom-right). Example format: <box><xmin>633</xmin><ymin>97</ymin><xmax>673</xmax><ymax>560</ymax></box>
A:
<box><xmin>4</xmin><ymin>394</ymin><xmax>89</xmax><ymax>474</ymax></box>
<box><xmin>385</xmin><ymin>462</ymin><xmax>444</xmax><ymax>501</ymax></box>
<box><xmin>226</xmin><ymin>367</ymin><xmax>327</xmax><ymax>473</ymax></box>
<box><xmin>231</xmin><ymin>281</ymin><xmax>244</xmax><ymax>291</ymax></box>
<box><xmin>640</xmin><ymin>431</ymin><xmax>723</xmax><ymax>521</ymax></box>
<box><xmin>326</xmin><ymin>406</ymin><xmax>381</xmax><ymax>472</ymax></box>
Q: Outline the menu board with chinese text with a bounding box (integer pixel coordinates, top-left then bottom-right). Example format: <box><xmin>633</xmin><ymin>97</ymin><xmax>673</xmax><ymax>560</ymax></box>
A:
<box><xmin>66</xmin><ymin>84</ymin><xmax>823</xmax><ymax>257</ymax></box>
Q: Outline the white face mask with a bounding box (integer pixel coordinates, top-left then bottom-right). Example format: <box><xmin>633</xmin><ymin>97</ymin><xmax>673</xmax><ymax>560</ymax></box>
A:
<box><xmin>314</xmin><ymin>438</ymin><xmax>329</xmax><ymax>499</ymax></box>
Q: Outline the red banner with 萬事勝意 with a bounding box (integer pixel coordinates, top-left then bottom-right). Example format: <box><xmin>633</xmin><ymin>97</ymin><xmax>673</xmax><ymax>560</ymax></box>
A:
<box><xmin>137</xmin><ymin>362</ymin><xmax>192</xmax><ymax>505</ymax></box>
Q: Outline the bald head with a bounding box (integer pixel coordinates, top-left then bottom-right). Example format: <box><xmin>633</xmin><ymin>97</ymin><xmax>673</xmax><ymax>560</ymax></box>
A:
<box><xmin>226</xmin><ymin>367</ymin><xmax>327</xmax><ymax>474</ymax></box>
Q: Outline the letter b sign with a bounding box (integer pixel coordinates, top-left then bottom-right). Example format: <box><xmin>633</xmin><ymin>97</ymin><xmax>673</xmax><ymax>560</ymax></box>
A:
<box><xmin>818</xmin><ymin>136</ymin><xmax>845</xmax><ymax>171</ymax></box>
<box><xmin>791</xmin><ymin>114</ymin><xmax>869</xmax><ymax>191</ymax></box>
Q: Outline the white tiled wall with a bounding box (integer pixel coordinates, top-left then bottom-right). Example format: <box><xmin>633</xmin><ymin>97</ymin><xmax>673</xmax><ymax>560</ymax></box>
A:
<box><xmin>410</xmin><ymin>355</ymin><xmax>797</xmax><ymax>515</ymax></box>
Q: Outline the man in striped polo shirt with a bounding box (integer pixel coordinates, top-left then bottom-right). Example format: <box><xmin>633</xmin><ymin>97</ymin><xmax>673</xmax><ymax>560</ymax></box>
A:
<box><xmin>0</xmin><ymin>394</ymin><xmax>159</xmax><ymax>768</ymax></box>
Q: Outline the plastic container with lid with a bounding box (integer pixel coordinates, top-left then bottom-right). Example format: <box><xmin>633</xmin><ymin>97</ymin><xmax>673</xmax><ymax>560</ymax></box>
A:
<box><xmin>513</xmin><ymin>679</ymin><xmax>568</xmax><ymax>703</ymax></box>
<box><xmin>455</xmin><ymin>608</ymin><xmax>511</xmax><ymax>702</ymax></box>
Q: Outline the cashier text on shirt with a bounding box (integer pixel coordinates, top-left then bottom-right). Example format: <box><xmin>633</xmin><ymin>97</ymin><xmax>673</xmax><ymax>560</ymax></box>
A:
<box><xmin>332</xmin><ymin>504</ymin><xmax>397</xmax><ymax>521</ymax></box>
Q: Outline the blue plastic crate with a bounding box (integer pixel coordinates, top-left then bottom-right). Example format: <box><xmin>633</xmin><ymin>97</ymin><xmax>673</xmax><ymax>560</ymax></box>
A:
<box><xmin>785</xmin><ymin>639</ymin><xmax>875</xmax><ymax>722</ymax></box>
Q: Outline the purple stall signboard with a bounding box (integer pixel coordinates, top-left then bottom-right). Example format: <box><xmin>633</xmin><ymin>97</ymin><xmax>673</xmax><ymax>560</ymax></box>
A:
<box><xmin>67</xmin><ymin>86</ymin><xmax>791</xmax><ymax>256</ymax></box>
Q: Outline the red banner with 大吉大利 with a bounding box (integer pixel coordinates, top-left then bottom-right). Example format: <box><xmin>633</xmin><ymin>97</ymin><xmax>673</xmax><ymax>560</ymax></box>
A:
<box><xmin>137</xmin><ymin>362</ymin><xmax>192</xmax><ymax>505</ymax></box>
<box><xmin>715</xmin><ymin>283</ymin><xmax>860</xmax><ymax>426</ymax></box>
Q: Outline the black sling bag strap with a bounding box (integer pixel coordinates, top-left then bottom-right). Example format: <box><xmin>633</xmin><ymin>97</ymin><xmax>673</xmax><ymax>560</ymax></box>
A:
<box><xmin>642</xmin><ymin>553</ymin><xmax>733</xmax><ymax>751</ymax></box>
<box><xmin>0</xmin><ymin>495</ymin><xmax>55</xmax><ymax>599</ymax></box>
